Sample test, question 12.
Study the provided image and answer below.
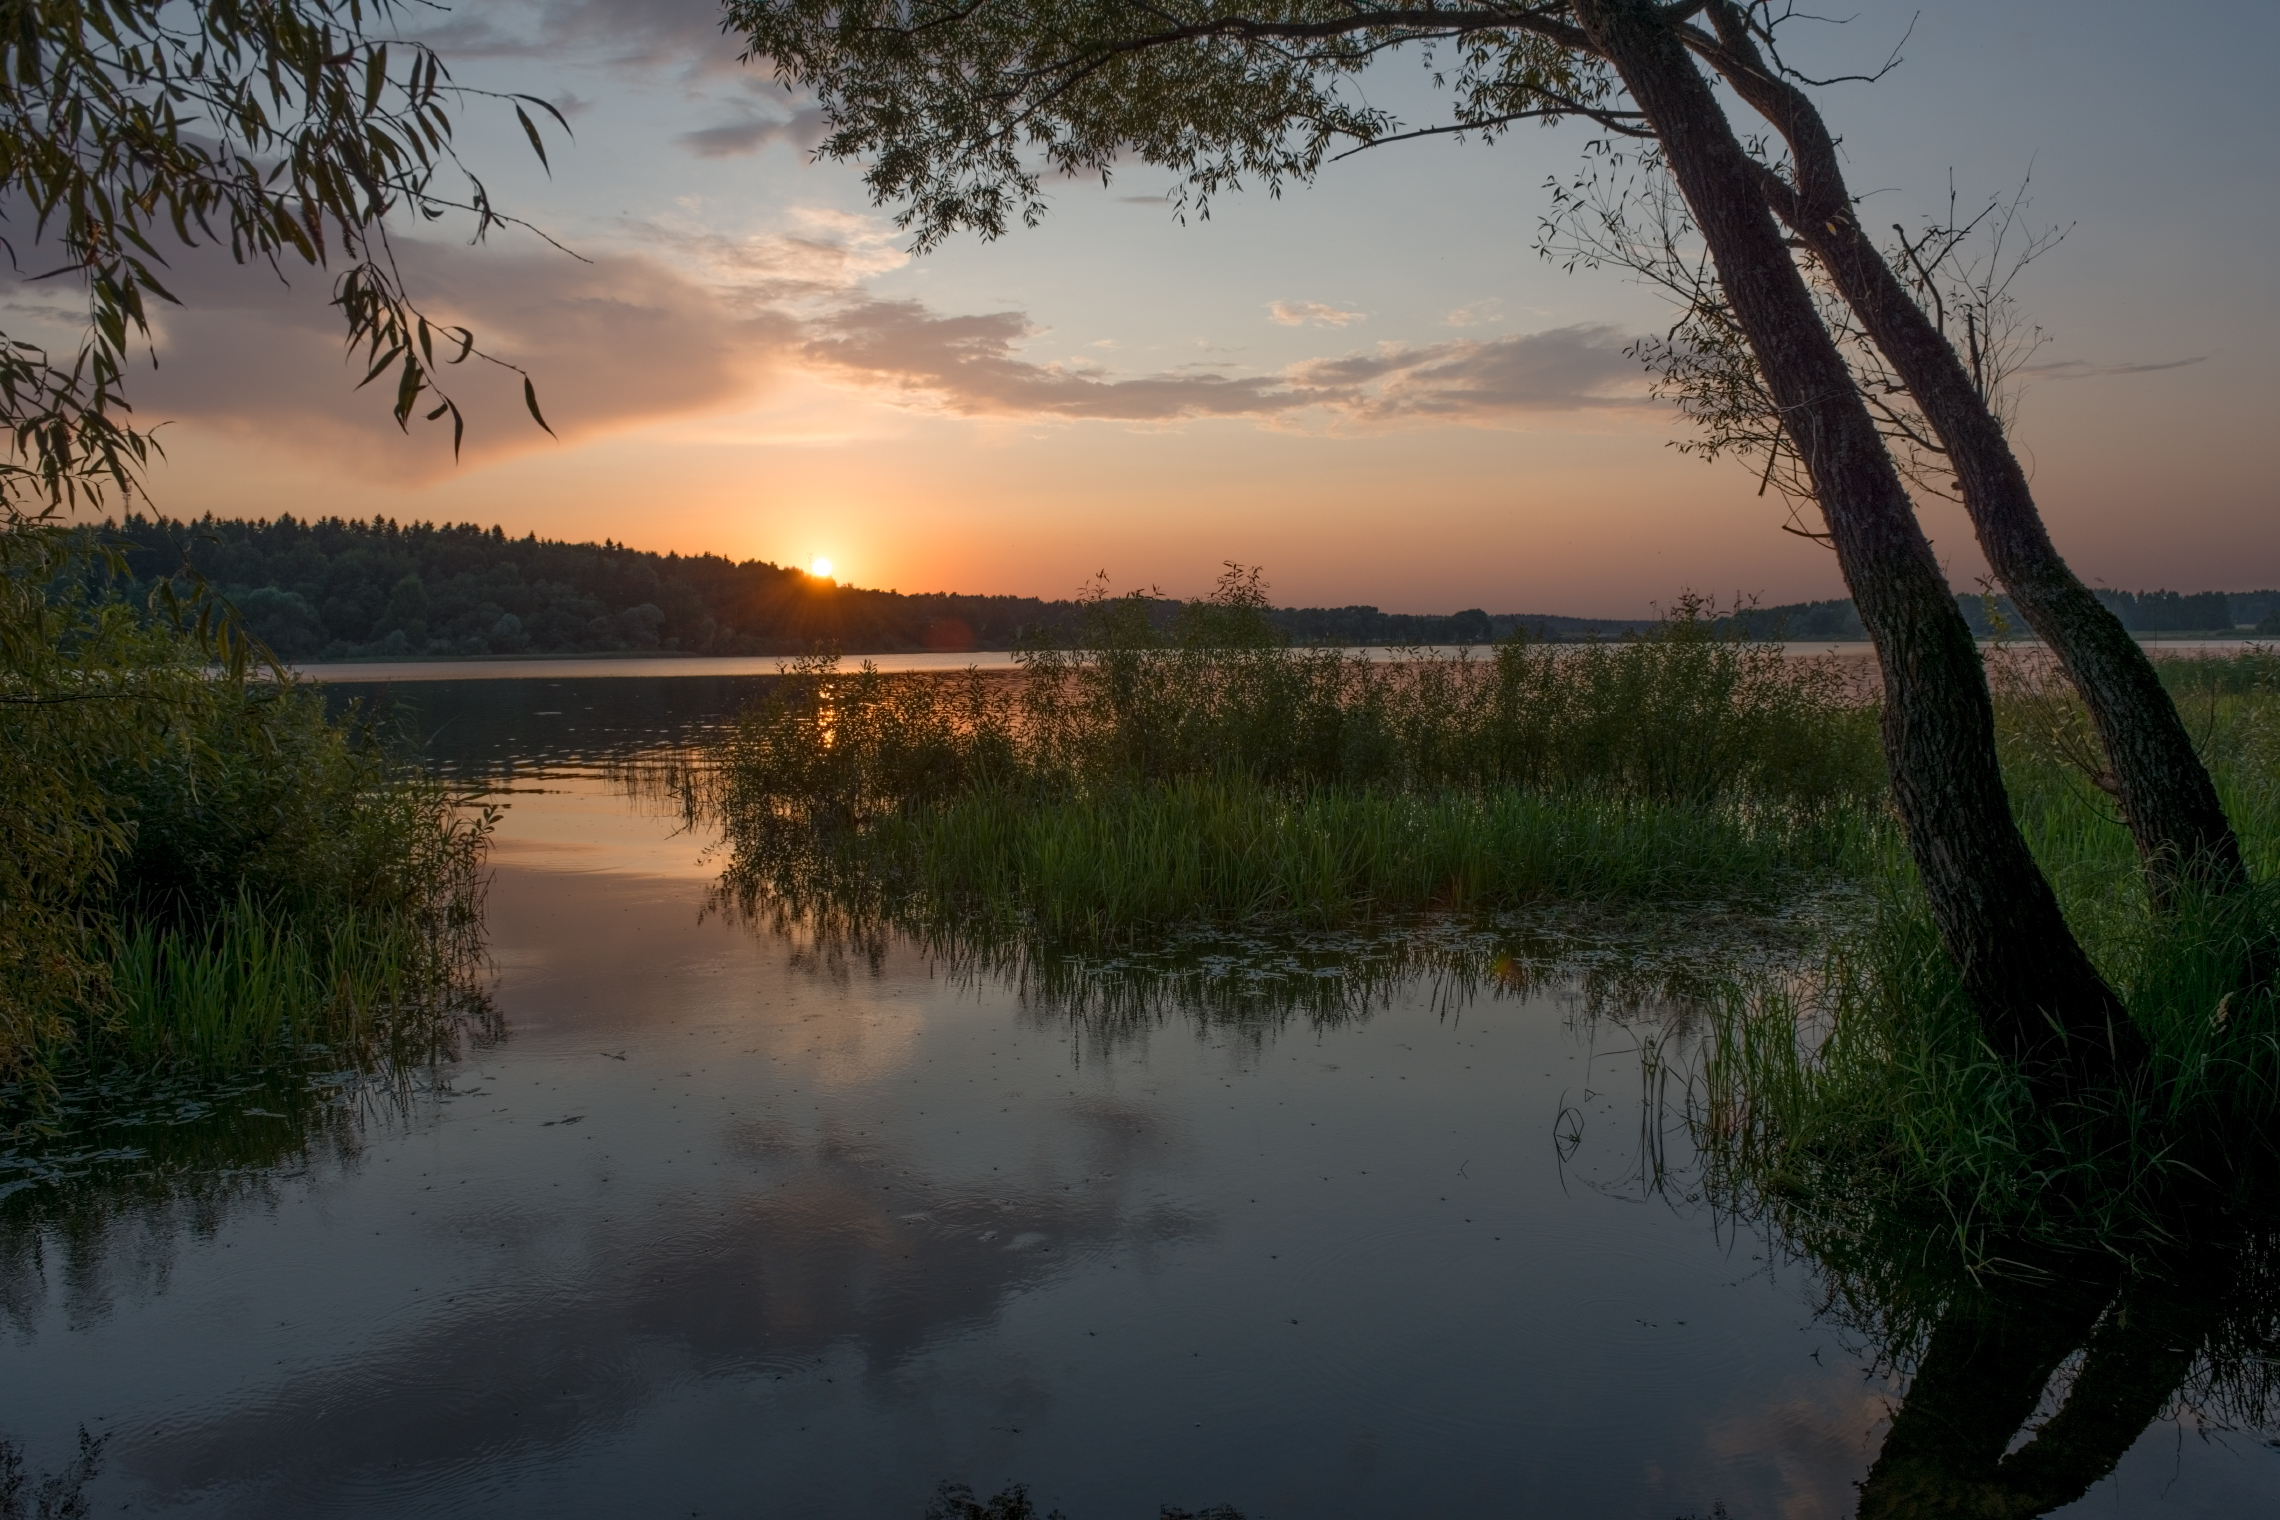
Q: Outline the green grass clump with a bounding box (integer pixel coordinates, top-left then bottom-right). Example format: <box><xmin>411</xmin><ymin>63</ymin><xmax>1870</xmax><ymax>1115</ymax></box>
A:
<box><xmin>101</xmin><ymin>894</ymin><xmax>479</xmax><ymax>1074</ymax></box>
<box><xmin>711</xmin><ymin>574</ymin><xmax>1885</xmax><ymax>940</ymax></box>
<box><xmin>1700</xmin><ymin>651</ymin><xmax>2280</xmax><ymax>1264</ymax></box>
<box><xmin>709</xmin><ymin>572</ymin><xmax>2280</xmax><ymax>1262</ymax></box>
<box><xmin>765</xmin><ymin>780</ymin><xmax>1868</xmax><ymax>939</ymax></box>
<box><xmin>2</xmin><ymin>523</ymin><xmax>490</xmax><ymax>1093</ymax></box>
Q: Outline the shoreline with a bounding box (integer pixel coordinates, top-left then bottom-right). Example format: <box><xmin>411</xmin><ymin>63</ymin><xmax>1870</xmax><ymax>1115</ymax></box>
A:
<box><xmin>296</xmin><ymin>637</ymin><xmax>2274</xmax><ymax>685</ymax></box>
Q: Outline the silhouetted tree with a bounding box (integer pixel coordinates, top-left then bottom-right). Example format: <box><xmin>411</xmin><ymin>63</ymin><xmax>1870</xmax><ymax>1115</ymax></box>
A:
<box><xmin>1629</xmin><ymin>3</ymin><xmax>2239</xmax><ymax>902</ymax></box>
<box><xmin>0</xmin><ymin>1</ymin><xmax>564</xmax><ymax>520</ymax></box>
<box><xmin>725</xmin><ymin>0</ymin><xmax>2148</xmax><ymax>1089</ymax></box>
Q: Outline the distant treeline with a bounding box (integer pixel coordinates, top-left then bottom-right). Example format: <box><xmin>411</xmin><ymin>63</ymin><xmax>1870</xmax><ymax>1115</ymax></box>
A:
<box><xmin>99</xmin><ymin>515</ymin><xmax>2279</xmax><ymax>661</ymax></box>
<box><xmin>109</xmin><ymin>515</ymin><xmax>1066</xmax><ymax>660</ymax></box>
<box><xmin>1723</xmin><ymin>589</ymin><xmax>2280</xmax><ymax>642</ymax></box>
<box><xmin>101</xmin><ymin>515</ymin><xmax>1640</xmax><ymax>660</ymax></box>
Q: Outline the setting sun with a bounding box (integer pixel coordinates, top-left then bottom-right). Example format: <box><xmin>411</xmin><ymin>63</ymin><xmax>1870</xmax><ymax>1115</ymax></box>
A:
<box><xmin>809</xmin><ymin>556</ymin><xmax>833</xmax><ymax>578</ymax></box>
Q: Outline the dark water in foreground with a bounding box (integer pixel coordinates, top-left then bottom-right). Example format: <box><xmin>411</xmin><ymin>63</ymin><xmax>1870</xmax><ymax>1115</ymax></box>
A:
<box><xmin>5</xmin><ymin>677</ymin><xmax>2278</xmax><ymax>1517</ymax></box>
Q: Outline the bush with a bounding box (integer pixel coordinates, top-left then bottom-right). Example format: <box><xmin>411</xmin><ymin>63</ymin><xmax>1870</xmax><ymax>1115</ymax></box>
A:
<box><xmin>0</xmin><ymin>523</ymin><xmax>489</xmax><ymax>1083</ymax></box>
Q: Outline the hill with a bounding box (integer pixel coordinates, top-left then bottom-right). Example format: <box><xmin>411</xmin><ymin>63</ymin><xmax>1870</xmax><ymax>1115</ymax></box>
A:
<box><xmin>103</xmin><ymin>515</ymin><xmax>2279</xmax><ymax>660</ymax></box>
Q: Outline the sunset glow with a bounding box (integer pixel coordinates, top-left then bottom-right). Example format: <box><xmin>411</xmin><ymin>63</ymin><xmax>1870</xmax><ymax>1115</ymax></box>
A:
<box><xmin>809</xmin><ymin>557</ymin><xmax>833</xmax><ymax>579</ymax></box>
<box><xmin>110</xmin><ymin>2</ymin><xmax>2280</xmax><ymax>614</ymax></box>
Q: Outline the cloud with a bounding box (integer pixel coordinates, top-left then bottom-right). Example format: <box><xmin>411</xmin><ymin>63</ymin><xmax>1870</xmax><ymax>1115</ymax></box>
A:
<box><xmin>802</xmin><ymin>300</ymin><xmax>1298</xmax><ymax>420</ymax></box>
<box><xmin>675</xmin><ymin>106</ymin><xmax>830</xmax><ymax>159</ymax></box>
<box><xmin>1446</xmin><ymin>299</ymin><xmax>1506</xmax><ymax>327</ymax></box>
<box><xmin>804</xmin><ymin>306</ymin><xmax>1649</xmax><ymax>425</ymax></box>
<box><xmin>415</xmin><ymin>0</ymin><xmax>742</xmax><ymax>76</ymax></box>
<box><xmin>1269</xmin><ymin>300</ymin><xmax>1367</xmax><ymax>328</ymax></box>
<box><xmin>622</xmin><ymin>207</ymin><xmax>910</xmax><ymax>295</ymax></box>
<box><xmin>1289</xmin><ymin>325</ymin><xmax>1647</xmax><ymax>420</ymax></box>
<box><xmin>103</xmin><ymin>198</ymin><xmax>1644</xmax><ymax>481</ymax></box>
<box><xmin>131</xmin><ymin>238</ymin><xmax>795</xmax><ymax>479</ymax></box>
<box><xmin>2019</xmin><ymin>355</ymin><xmax>2209</xmax><ymax>381</ymax></box>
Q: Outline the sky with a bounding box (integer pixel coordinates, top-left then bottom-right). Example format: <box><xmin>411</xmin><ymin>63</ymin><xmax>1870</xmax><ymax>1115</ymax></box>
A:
<box><xmin>49</xmin><ymin>1</ymin><xmax>2280</xmax><ymax>616</ymax></box>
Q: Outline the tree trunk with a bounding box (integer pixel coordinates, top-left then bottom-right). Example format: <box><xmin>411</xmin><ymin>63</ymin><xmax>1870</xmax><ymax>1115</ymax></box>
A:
<box><xmin>1569</xmin><ymin>0</ymin><xmax>2145</xmax><ymax>1088</ymax></box>
<box><xmin>1695</xmin><ymin>2</ymin><xmax>2245</xmax><ymax>902</ymax></box>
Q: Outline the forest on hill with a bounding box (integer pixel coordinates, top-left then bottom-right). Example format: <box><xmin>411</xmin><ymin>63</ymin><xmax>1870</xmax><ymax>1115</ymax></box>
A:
<box><xmin>102</xmin><ymin>515</ymin><xmax>2280</xmax><ymax>661</ymax></box>
<box><xmin>104</xmin><ymin>515</ymin><xmax>1637</xmax><ymax>660</ymax></box>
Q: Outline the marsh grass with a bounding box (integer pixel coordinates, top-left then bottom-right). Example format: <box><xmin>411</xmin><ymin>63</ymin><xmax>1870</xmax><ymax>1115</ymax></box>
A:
<box><xmin>4</xmin><ymin>525</ymin><xmax>497</xmax><ymax>1090</ymax></box>
<box><xmin>708</xmin><ymin>580</ymin><xmax>2280</xmax><ymax>1263</ymax></box>
<box><xmin>1699</xmin><ymin>650</ymin><xmax>2280</xmax><ymax>1266</ymax></box>
<box><xmin>710</xmin><ymin>578</ymin><xmax>1886</xmax><ymax>941</ymax></box>
<box><xmin>99</xmin><ymin>892</ymin><xmax>486</xmax><ymax>1074</ymax></box>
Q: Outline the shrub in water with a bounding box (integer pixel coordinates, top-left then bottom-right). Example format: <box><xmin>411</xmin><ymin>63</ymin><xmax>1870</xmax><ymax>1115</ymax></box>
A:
<box><xmin>1</xmin><ymin>523</ymin><xmax>490</xmax><ymax>1086</ymax></box>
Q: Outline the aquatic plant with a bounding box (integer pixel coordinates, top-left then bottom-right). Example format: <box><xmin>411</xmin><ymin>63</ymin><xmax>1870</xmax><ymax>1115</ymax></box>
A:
<box><xmin>1</xmin><ymin>525</ymin><xmax>493</xmax><ymax>1089</ymax></box>
<box><xmin>710</xmin><ymin>581</ymin><xmax>2280</xmax><ymax>1263</ymax></box>
<box><xmin>0</xmin><ymin>1427</ymin><xmax>104</xmax><ymax>1520</ymax></box>
<box><xmin>1695</xmin><ymin>656</ymin><xmax>2280</xmax><ymax>1264</ymax></box>
<box><xmin>101</xmin><ymin>893</ymin><xmax>485</xmax><ymax>1074</ymax></box>
<box><xmin>923</xmin><ymin>1481</ymin><xmax>1245</xmax><ymax>1520</ymax></box>
<box><xmin>709</xmin><ymin>579</ymin><xmax>1885</xmax><ymax>942</ymax></box>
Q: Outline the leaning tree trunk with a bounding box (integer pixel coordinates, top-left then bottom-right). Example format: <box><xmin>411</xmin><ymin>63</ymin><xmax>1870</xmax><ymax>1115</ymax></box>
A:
<box><xmin>1695</xmin><ymin>2</ymin><xmax>2245</xmax><ymax>903</ymax></box>
<box><xmin>1570</xmin><ymin>0</ymin><xmax>2145</xmax><ymax>1090</ymax></box>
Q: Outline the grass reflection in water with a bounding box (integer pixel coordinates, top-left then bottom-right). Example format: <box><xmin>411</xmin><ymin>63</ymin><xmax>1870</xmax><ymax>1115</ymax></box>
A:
<box><xmin>3</xmin><ymin>602</ymin><xmax>2274</xmax><ymax>1516</ymax></box>
<box><xmin>688</xmin><ymin>585</ymin><xmax>2280</xmax><ymax>1517</ymax></box>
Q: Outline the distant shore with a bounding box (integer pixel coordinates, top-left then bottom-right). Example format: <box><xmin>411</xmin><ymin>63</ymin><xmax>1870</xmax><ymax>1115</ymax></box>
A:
<box><xmin>295</xmin><ymin>635</ymin><xmax>2273</xmax><ymax>685</ymax></box>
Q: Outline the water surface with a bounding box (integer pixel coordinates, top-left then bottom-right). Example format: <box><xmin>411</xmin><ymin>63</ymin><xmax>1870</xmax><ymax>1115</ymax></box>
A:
<box><xmin>5</xmin><ymin>675</ymin><xmax>2275</xmax><ymax>1518</ymax></box>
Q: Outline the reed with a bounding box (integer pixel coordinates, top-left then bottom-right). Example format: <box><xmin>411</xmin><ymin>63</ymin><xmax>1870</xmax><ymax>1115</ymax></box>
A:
<box><xmin>2</xmin><ymin>522</ymin><xmax>494</xmax><ymax>1089</ymax></box>
<box><xmin>100</xmin><ymin>893</ymin><xmax>484</xmax><ymax>1074</ymax></box>
<box><xmin>1698</xmin><ymin>650</ymin><xmax>2280</xmax><ymax>1264</ymax></box>
<box><xmin>707</xmin><ymin>578</ymin><xmax>2280</xmax><ymax>1259</ymax></box>
<box><xmin>726</xmin><ymin>778</ymin><xmax>1874</xmax><ymax>940</ymax></box>
<box><xmin>710</xmin><ymin>583</ymin><xmax>1888</xmax><ymax>941</ymax></box>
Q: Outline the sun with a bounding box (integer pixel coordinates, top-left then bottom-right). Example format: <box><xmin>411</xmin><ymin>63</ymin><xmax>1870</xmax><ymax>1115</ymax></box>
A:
<box><xmin>809</xmin><ymin>556</ymin><xmax>833</xmax><ymax>579</ymax></box>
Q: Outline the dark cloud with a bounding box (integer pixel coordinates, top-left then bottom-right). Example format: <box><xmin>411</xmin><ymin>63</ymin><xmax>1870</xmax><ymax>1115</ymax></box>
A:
<box><xmin>1296</xmin><ymin>323</ymin><xmax>1648</xmax><ymax>419</ymax></box>
<box><xmin>416</xmin><ymin>0</ymin><xmax>740</xmax><ymax>75</ymax></box>
<box><xmin>675</xmin><ymin>106</ymin><xmax>830</xmax><ymax>159</ymax></box>
<box><xmin>801</xmin><ymin>300</ymin><xmax>1307</xmax><ymax>420</ymax></box>
<box><xmin>131</xmin><ymin>237</ymin><xmax>794</xmax><ymax>478</ymax></box>
<box><xmin>100</xmin><ymin>226</ymin><xmax>1645</xmax><ymax>478</ymax></box>
<box><xmin>803</xmin><ymin>304</ymin><xmax>1650</xmax><ymax>425</ymax></box>
<box><xmin>2020</xmin><ymin>355</ymin><xmax>2209</xmax><ymax>381</ymax></box>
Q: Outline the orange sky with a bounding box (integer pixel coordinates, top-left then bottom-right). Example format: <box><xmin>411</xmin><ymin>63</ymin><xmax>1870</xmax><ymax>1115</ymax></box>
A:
<box><xmin>56</xmin><ymin>0</ymin><xmax>2280</xmax><ymax>616</ymax></box>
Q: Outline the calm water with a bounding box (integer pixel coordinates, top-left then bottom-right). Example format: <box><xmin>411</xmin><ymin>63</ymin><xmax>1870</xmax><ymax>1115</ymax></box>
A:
<box><xmin>289</xmin><ymin>635</ymin><xmax>2273</xmax><ymax>686</ymax></box>
<box><xmin>6</xmin><ymin>676</ymin><xmax>2277</xmax><ymax>1517</ymax></box>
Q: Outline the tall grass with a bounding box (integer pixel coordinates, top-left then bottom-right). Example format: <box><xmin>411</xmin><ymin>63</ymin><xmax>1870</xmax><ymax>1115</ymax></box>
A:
<box><xmin>708</xmin><ymin>574</ymin><xmax>2280</xmax><ymax>1261</ymax></box>
<box><xmin>3</xmin><ymin>524</ymin><xmax>493</xmax><ymax>1093</ymax></box>
<box><xmin>1698</xmin><ymin>650</ymin><xmax>2280</xmax><ymax>1266</ymax></box>
<box><xmin>711</xmin><ymin>579</ymin><xmax>1886</xmax><ymax>940</ymax></box>
<box><xmin>101</xmin><ymin>892</ymin><xmax>483</xmax><ymax>1074</ymax></box>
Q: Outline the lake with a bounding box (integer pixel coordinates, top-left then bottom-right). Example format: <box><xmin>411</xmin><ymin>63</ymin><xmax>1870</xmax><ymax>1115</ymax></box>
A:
<box><xmin>4</xmin><ymin>672</ymin><xmax>2275</xmax><ymax>1518</ymax></box>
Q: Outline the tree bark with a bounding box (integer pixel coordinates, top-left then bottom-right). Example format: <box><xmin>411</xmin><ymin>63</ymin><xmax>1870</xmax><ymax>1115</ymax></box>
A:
<box><xmin>1569</xmin><ymin>0</ymin><xmax>2145</xmax><ymax>1087</ymax></box>
<box><xmin>1694</xmin><ymin>3</ymin><xmax>2245</xmax><ymax>902</ymax></box>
